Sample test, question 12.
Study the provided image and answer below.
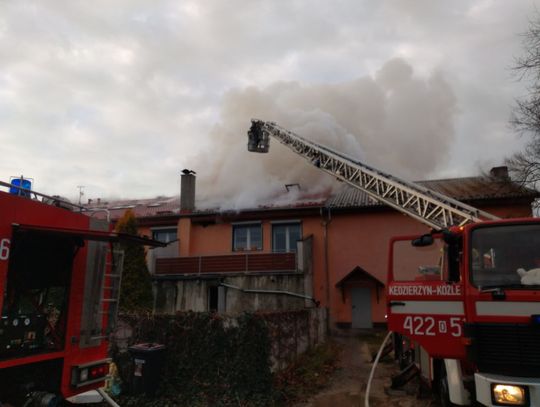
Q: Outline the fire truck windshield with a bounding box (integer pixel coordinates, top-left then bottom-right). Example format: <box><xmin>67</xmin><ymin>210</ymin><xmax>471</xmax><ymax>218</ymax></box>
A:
<box><xmin>471</xmin><ymin>224</ymin><xmax>540</xmax><ymax>289</ymax></box>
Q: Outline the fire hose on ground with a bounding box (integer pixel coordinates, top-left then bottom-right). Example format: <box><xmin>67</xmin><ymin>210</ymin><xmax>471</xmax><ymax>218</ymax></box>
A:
<box><xmin>97</xmin><ymin>388</ymin><xmax>121</xmax><ymax>407</ymax></box>
<box><xmin>364</xmin><ymin>330</ymin><xmax>394</xmax><ymax>407</ymax></box>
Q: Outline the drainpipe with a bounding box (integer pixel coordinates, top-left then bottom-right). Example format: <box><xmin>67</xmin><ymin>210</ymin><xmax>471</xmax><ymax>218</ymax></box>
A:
<box><xmin>320</xmin><ymin>207</ymin><xmax>332</xmax><ymax>307</ymax></box>
<box><xmin>320</xmin><ymin>207</ymin><xmax>332</xmax><ymax>334</ymax></box>
<box><xmin>219</xmin><ymin>283</ymin><xmax>320</xmax><ymax>306</ymax></box>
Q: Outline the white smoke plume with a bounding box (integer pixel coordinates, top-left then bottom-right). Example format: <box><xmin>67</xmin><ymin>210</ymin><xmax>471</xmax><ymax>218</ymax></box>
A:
<box><xmin>191</xmin><ymin>58</ymin><xmax>457</xmax><ymax>210</ymax></box>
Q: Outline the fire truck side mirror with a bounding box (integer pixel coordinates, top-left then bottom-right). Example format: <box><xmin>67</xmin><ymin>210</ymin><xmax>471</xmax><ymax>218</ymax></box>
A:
<box><xmin>411</xmin><ymin>234</ymin><xmax>434</xmax><ymax>247</ymax></box>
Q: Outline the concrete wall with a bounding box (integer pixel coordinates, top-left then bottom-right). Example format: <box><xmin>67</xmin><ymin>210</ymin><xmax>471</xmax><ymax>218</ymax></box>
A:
<box><xmin>112</xmin><ymin>308</ymin><xmax>328</xmax><ymax>372</ymax></box>
<box><xmin>264</xmin><ymin>307</ymin><xmax>327</xmax><ymax>371</ymax></box>
<box><xmin>154</xmin><ymin>273</ymin><xmax>309</xmax><ymax>314</ymax></box>
<box><xmin>153</xmin><ymin>235</ymin><xmax>314</xmax><ymax>314</ymax></box>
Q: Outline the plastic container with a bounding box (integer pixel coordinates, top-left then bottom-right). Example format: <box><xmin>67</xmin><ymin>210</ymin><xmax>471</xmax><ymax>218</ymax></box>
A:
<box><xmin>128</xmin><ymin>342</ymin><xmax>166</xmax><ymax>396</ymax></box>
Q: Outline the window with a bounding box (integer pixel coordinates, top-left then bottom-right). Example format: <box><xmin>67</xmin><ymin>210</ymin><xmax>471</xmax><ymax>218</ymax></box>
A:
<box><xmin>233</xmin><ymin>223</ymin><xmax>262</xmax><ymax>251</ymax></box>
<box><xmin>471</xmin><ymin>224</ymin><xmax>540</xmax><ymax>288</ymax></box>
<box><xmin>272</xmin><ymin>222</ymin><xmax>301</xmax><ymax>253</ymax></box>
<box><xmin>152</xmin><ymin>228</ymin><xmax>177</xmax><ymax>244</ymax></box>
<box><xmin>392</xmin><ymin>237</ymin><xmax>448</xmax><ymax>281</ymax></box>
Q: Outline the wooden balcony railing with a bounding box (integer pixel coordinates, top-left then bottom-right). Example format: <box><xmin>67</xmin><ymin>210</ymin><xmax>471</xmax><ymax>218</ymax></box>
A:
<box><xmin>155</xmin><ymin>252</ymin><xmax>297</xmax><ymax>275</ymax></box>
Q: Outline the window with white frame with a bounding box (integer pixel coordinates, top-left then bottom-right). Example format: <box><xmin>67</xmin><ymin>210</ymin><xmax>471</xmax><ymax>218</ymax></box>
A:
<box><xmin>232</xmin><ymin>223</ymin><xmax>262</xmax><ymax>251</ymax></box>
<box><xmin>272</xmin><ymin>222</ymin><xmax>301</xmax><ymax>253</ymax></box>
<box><xmin>152</xmin><ymin>227</ymin><xmax>177</xmax><ymax>244</ymax></box>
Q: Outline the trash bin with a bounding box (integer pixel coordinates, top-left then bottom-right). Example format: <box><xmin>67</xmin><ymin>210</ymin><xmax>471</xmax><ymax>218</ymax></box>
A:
<box><xmin>128</xmin><ymin>342</ymin><xmax>166</xmax><ymax>397</ymax></box>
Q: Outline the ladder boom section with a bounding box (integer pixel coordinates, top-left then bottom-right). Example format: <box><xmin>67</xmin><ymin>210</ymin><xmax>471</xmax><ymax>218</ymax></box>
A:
<box><xmin>248</xmin><ymin>119</ymin><xmax>499</xmax><ymax>229</ymax></box>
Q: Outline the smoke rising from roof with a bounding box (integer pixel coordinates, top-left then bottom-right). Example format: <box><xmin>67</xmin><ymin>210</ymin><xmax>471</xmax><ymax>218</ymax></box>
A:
<box><xmin>192</xmin><ymin>58</ymin><xmax>457</xmax><ymax>210</ymax></box>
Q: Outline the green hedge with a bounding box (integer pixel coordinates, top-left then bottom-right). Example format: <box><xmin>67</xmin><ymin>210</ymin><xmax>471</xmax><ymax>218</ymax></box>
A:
<box><xmin>114</xmin><ymin>312</ymin><xmax>276</xmax><ymax>406</ymax></box>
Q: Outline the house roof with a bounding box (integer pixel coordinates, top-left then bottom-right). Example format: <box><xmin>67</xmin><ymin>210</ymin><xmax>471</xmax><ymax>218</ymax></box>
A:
<box><xmin>84</xmin><ymin>196</ymin><xmax>180</xmax><ymax>221</ymax></box>
<box><xmin>326</xmin><ymin>176</ymin><xmax>538</xmax><ymax>209</ymax></box>
<box><xmin>84</xmin><ymin>172</ymin><xmax>538</xmax><ymax>221</ymax></box>
<box><xmin>335</xmin><ymin>266</ymin><xmax>385</xmax><ymax>287</ymax></box>
<box><xmin>420</xmin><ymin>177</ymin><xmax>536</xmax><ymax>201</ymax></box>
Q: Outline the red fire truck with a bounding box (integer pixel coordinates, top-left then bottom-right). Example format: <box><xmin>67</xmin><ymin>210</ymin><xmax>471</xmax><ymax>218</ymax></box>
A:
<box><xmin>248</xmin><ymin>120</ymin><xmax>540</xmax><ymax>407</ymax></box>
<box><xmin>0</xmin><ymin>180</ymin><xmax>163</xmax><ymax>406</ymax></box>
<box><xmin>387</xmin><ymin>221</ymin><xmax>540</xmax><ymax>407</ymax></box>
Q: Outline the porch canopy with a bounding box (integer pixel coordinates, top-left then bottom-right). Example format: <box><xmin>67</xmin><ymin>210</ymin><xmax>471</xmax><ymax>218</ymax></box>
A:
<box><xmin>335</xmin><ymin>266</ymin><xmax>385</xmax><ymax>302</ymax></box>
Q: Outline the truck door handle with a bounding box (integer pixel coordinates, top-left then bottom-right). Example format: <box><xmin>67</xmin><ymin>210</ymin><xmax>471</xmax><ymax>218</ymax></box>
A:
<box><xmin>389</xmin><ymin>301</ymin><xmax>406</xmax><ymax>307</ymax></box>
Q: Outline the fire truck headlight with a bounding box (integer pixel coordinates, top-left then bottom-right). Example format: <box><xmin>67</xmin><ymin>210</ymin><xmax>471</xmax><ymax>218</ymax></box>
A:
<box><xmin>491</xmin><ymin>384</ymin><xmax>528</xmax><ymax>406</ymax></box>
<box><xmin>79</xmin><ymin>368</ymin><xmax>89</xmax><ymax>383</ymax></box>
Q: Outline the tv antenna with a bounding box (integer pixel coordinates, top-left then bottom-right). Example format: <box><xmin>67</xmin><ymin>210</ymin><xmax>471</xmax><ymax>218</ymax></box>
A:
<box><xmin>77</xmin><ymin>185</ymin><xmax>85</xmax><ymax>205</ymax></box>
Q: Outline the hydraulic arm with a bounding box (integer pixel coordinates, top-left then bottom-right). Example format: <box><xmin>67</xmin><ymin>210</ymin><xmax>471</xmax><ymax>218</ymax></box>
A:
<box><xmin>247</xmin><ymin>119</ymin><xmax>499</xmax><ymax>229</ymax></box>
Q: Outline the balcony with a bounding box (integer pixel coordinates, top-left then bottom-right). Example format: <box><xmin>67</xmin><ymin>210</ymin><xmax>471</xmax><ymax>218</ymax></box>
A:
<box><xmin>155</xmin><ymin>252</ymin><xmax>297</xmax><ymax>275</ymax></box>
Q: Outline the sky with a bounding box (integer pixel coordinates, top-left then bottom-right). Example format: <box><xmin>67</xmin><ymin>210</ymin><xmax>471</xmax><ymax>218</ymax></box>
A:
<box><xmin>0</xmin><ymin>1</ymin><xmax>539</xmax><ymax>208</ymax></box>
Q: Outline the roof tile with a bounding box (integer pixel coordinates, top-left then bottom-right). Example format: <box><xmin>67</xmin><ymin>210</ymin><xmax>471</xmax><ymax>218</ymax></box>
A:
<box><xmin>326</xmin><ymin>176</ymin><xmax>538</xmax><ymax>209</ymax></box>
<box><xmin>85</xmin><ymin>175</ymin><xmax>538</xmax><ymax>220</ymax></box>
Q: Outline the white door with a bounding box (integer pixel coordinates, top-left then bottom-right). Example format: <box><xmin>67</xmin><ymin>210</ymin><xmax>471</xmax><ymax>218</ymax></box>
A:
<box><xmin>351</xmin><ymin>287</ymin><xmax>372</xmax><ymax>328</ymax></box>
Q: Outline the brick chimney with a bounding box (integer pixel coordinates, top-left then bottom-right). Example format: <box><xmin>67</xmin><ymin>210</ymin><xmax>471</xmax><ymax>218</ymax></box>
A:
<box><xmin>489</xmin><ymin>166</ymin><xmax>509</xmax><ymax>180</ymax></box>
<box><xmin>180</xmin><ymin>169</ymin><xmax>196</xmax><ymax>213</ymax></box>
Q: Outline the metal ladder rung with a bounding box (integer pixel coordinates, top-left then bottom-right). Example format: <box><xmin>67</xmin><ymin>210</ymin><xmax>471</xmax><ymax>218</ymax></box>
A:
<box><xmin>90</xmin><ymin>335</ymin><xmax>109</xmax><ymax>340</ymax></box>
<box><xmin>102</xmin><ymin>299</ymin><xmax>118</xmax><ymax>303</ymax></box>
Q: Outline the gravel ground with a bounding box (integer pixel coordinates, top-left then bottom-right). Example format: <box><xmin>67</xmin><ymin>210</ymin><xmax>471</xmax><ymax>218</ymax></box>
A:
<box><xmin>295</xmin><ymin>334</ymin><xmax>438</xmax><ymax>407</ymax></box>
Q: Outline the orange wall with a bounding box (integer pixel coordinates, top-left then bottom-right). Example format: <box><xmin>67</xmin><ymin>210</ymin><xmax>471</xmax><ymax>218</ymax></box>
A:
<box><xmin>138</xmin><ymin>226</ymin><xmax>152</xmax><ymax>238</ymax></box>
<box><xmin>184</xmin><ymin>217</ymin><xmax>325</xmax><ymax>256</ymax></box>
<box><xmin>481</xmin><ymin>203</ymin><xmax>533</xmax><ymax>219</ymax></box>
<box><xmin>152</xmin><ymin>200</ymin><xmax>534</xmax><ymax>329</ymax></box>
<box><xmin>326</xmin><ymin>211</ymin><xmax>429</xmax><ymax>325</ymax></box>
<box><xmin>178</xmin><ymin>218</ymin><xmax>191</xmax><ymax>256</ymax></box>
<box><xmin>189</xmin><ymin>222</ymin><xmax>232</xmax><ymax>255</ymax></box>
<box><xmin>328</xmin><ymin>212</ymin><xmax>428</xmax><ymax>283</ymax></box>
<box><xmin>325</xmin><ymin>202</ymin><xmax>534</xmax><ymax>326</ymax></box>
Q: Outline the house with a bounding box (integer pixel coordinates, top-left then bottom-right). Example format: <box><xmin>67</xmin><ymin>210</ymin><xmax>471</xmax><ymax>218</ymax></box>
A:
<box><xmin>86</xmin><ymin>167</ymin><xmax>538</xmax><ymax>332</ymax></box>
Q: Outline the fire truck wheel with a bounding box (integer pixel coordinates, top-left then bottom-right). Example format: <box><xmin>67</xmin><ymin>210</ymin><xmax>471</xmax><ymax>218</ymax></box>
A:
<box><xmin>438</xmin><ymin>364</ymin><xmax>457</xmax><ymax>407</ymax></box>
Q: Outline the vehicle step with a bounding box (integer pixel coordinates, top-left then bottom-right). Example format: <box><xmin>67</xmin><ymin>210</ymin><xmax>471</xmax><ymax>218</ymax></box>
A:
<box><xmin>371</xmin><ymin>340</ymin><xmax>394</xmax><ymax>362</ymax></box>
<box><xmin>391</xmin><ymin>362</ymin><xmax>419</xmax><ymax>389</ymax></box>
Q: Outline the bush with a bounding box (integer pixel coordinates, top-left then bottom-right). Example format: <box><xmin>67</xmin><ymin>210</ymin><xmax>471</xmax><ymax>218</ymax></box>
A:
<box><xmin>114</xmin><ymin>312</ymin><xmax>275</xmax><ymax>406</ymax></box>
<box><xmin>115</xmin><ymin>210</ymin><xmax>153</xmax><ymax>312</ymax></box>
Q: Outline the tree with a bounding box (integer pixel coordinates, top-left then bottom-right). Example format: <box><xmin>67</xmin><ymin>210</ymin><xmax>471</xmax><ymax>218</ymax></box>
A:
<box><xmin>115</xmin><ymin>209</ymin><xmax>154</xmax><ymax>312</ymax></box>
<box><xmin>508</xmin><ymin>17</ymin><xmax>540</xmax><ymax>189</ymax></box>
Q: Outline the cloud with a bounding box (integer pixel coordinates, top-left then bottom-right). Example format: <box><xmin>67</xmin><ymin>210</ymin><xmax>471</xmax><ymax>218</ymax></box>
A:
<box><xmin>0</xmin><ymin>1</ymin><xmax>537</xmax><ymax>201</ymax></box>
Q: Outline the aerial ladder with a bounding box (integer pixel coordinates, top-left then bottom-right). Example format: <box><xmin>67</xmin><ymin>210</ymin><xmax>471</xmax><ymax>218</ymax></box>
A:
<box><xmin>247</xmin><ymin>119</ymin><xmax>540</xmax><ymax>407</ymax></box>
<box><xmin>247</xmin><ymin>119</ymin><xmax>499</xmax><ymax>229</ymax></box>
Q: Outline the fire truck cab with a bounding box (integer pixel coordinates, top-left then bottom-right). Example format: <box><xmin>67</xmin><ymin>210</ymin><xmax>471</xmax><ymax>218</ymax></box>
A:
<box><xmin>0</xmin><ymin>186</ymin><xmax>161</xmax><ymax>406</ymax></box>
<box><xmin>387</xmin><ymin>219</ymin><xmax>540</xmax><ymax>407</ymax></box>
